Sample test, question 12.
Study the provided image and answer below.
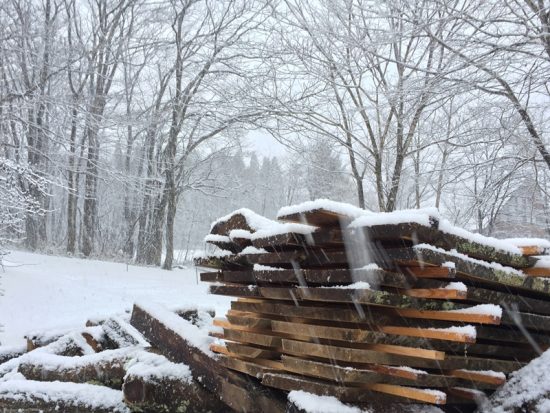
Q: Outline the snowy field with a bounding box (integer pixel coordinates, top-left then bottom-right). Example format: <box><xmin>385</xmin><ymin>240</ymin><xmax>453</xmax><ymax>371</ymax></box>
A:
<box><xmin>0</xmin><ymin>250</ymin><xmax>231</xmax><ymax>347</ymax></box>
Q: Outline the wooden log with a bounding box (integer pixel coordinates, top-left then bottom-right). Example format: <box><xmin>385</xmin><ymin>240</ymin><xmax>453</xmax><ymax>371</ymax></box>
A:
<box><xmin>123</xmin><ymin>368</ymin><xmax>226</xmax><ymax>412</ymax></box>
<box><xmin>0</xmin><ymin>381</ymin><xmax>130</xmax><ymax>413</ymax></box>
<box><xmin>0</xmin><ymin>346</ymin><xmax>26</xmax><ymax>364</ymax></box>
<box><xmin>18</xmin><ymin>351</ymin><xmax>128</xmax><ymax>388</ymax></box>
<box><xmin>130</xmin><ymin>303</ymin><xmax>286</xmax><ymax>413</ymax></box>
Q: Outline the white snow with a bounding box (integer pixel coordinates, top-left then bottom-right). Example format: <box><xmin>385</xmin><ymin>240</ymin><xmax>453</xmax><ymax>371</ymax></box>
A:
<box><xmin>228</xmin><ymin>229</ymin><xmax>253</xmax><ymax>240</ymax></box>
<box><xmin>395</xmin><ymin>366</ymin><xmax>428</xmax><ymax>375</ymax></box>
<box><xmin>253</xmin><ymin>264</ymin><xmax>285</xmax><ymax>271</ymax></box>
<box><xmin>443</xmin><ymin>282</ymin><xmax>467</xmax><ymax>292</ymax></box>
<box><xmin>209</xmin><ymin>208</ymin><xmax>277</xmax><ymax>232</ymax></box>
<box><xmin>288</xmin><ymin>390</ymin><xmax>368</xmax><ymax>413</ymax></box>
<box><xmin>192</xmin><ymin>249</ymin><xmax>232</xmax><ymax>259</ymax></box>
<box><xmin>427</xmin><ymin>325</ymin><xmax>477</xmax><ymax>340</ymax></box>
<box><xmin>442</xmin><ymin>261</ymin><xmax>456</xmax><ymax>269</ymax></box>
<box><xmin>203</xmin><ymin>233</ymin><xmax>231</xmax><ymax>243</ymax></box>
<box><xmin>448</xmin><ymin>303</ymin><xmax>502</xmax><ymax>318</ymax></box>
<box><xmin>504</xmin><ymin>238</ymin><xmax>550</xmax><ymax>249</ymax></box>
<box><xmin>349</xmin><ymin>208</ymin><xmax>438</xmax><ymax>228</ymax></box>
<box><xmin>0</xmin><ymin>250</ymin><xmax>230</xmax><ymax>347</ymax></box>
<box><xmin>277</xmin><ymin>199</ymin><xmax>370</xmax><ymax>220</ymax></box>
<box><xmin>250</xmin><ymin>222</ymin><xmax>317</xmax><ymax>239</ymax></box>
<box><xmin>239</xmin><ymin>246</ymin><xmax>268</xmax><ymax>255</ymax></box>
<box><xmin>329</xmin><ymin>281</ymin><xmax>371</xmax><ymax>290</ymax></box>
<box><xmin>0</xmin><ymin>379</ymin><xmax>129</xmax><ymax>412</ymax></box>
<box><xmin>356</xmin><ymin>263</ymin><xmax>381</xmax><ymax>271</ymax></box>
<box><xmin>124</xmin><ymin>351</ymin><xmax>192</xmax><ymax>383</ymax></box>
<box><xmin>437</xmin><ymin>219</ymin><xmax>522</xmax><ymax>255</ymax></box>
<box><xmin>479</xmin><ymin>348</ymin><xmax>550</xmax><ymax>413</ymax></box>
<box><xmin>534</xmin><ymin>257</ymin><xmax>550</xmax><ymax>269</ymax></box>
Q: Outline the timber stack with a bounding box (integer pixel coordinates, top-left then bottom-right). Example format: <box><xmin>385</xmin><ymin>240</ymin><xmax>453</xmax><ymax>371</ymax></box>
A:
<box><xmin>197</xmin><ymin>200</ymin><xmax>550</xmax><ymax>411</ymax></box>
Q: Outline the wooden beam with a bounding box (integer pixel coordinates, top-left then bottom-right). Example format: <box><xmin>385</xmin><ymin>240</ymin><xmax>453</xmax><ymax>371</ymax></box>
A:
<box><xmin>447</xmin><ymin>369</ymin><xmax>506</xmax><ymax>386</ymax></box>
<box><xmin>365</xmin><ymin>383</ymin><xmax>446</xmax><ymax>405</ymax></box>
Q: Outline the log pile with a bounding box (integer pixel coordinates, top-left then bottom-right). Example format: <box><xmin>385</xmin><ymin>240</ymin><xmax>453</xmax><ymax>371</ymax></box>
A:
<box><xmin>198</xmin><ymin>201</ymin><xmax>550</xmax><ymax>410</ymax></box>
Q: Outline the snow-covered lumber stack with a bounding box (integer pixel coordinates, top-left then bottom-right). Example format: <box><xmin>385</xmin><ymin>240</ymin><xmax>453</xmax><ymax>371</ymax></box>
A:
<box><xmin>197</xmin><ymin>200</ymin><xmax>550</xmax><ymax>411</ymax></box>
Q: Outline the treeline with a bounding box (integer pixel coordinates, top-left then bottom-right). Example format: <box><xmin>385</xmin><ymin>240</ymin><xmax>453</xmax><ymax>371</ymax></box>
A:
<box><xmin>0</xmin><ymin>0</ymin><xmax>549</xmax><ymax>268</ymax></box>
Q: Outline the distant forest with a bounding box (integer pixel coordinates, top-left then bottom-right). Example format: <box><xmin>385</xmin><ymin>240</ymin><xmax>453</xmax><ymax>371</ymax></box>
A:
<box><xmin>1</xmin><ymin>0</ymin><xmax>549</xmax><ymax>268</ymax></box>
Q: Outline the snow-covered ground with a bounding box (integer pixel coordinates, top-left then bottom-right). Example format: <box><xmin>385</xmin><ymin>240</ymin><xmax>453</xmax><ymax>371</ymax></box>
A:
<box><xmin>0</xmin><ymin>250</ymin><xmax>230</xmax><ymax>347</ymax></box>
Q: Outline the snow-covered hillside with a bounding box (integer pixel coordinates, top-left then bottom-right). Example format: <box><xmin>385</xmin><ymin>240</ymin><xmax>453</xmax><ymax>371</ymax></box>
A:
<box><xmin>0</xmin><ymin>250</ymin><xmax>231</xmax><ymax>346</ymax></box>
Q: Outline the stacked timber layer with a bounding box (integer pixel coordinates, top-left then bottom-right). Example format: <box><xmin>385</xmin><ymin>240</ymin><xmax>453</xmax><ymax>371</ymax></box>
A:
<box><xmin>197</xmin><ymin>200</ymin><xmax>550</xmax><ymax>410</ymax></box>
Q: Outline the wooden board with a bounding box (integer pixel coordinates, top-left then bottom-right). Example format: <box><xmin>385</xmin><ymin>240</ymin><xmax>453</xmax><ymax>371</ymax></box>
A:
<box><xmin>384</xmin><ymin>246</ymin><xmax>550</xmax><ymax>299</ymax></box>
<box><xmin>360</xmin><ymin>222</ymin><xmax>535</xmax><ymax>268</ymax></box>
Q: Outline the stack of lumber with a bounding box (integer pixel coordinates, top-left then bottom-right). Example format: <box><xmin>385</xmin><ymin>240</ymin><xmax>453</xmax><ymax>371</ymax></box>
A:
<box><xmin>197</xmin><ymin>200</ymin><xmax>550</xmax><ymax>410</ymax></box>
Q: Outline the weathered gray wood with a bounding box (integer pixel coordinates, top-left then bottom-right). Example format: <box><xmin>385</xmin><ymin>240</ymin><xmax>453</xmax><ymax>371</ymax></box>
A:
<box><xmin>18</xmin><ymin>354</ymin><xmax>127</xmax><ymax>389</ymax></box>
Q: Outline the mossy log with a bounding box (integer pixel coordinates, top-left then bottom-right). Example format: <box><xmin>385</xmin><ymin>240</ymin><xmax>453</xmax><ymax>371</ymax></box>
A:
<box><xmin>123</xmin><ymin>373</ymin><xmax>226</xmax><ymax>413</ymax></box>
<box><xmin>0</xmin><ymin>381</ymin><xmax>129</xmax><ymax>413</ymax></box>
<box><xmin>18</xmin><ymin>354</ymin><xmax>128</xmax><ymax>389</ymax></box>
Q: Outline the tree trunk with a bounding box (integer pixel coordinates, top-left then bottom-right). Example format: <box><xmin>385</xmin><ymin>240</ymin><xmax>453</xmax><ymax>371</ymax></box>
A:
<box><xmin>82</xmin><ymin>127</ymin><xmax>99</xmax><ymax>257</ymax></box>
<box><xmin>162</xmin><ymin>186</ymin><xmax>176</xmax><ymax>270</ymax></box>
<box><xmin>66</xmin><ymin>107</ymin><xmax>79</xmax><ymax>254</ymax></box>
